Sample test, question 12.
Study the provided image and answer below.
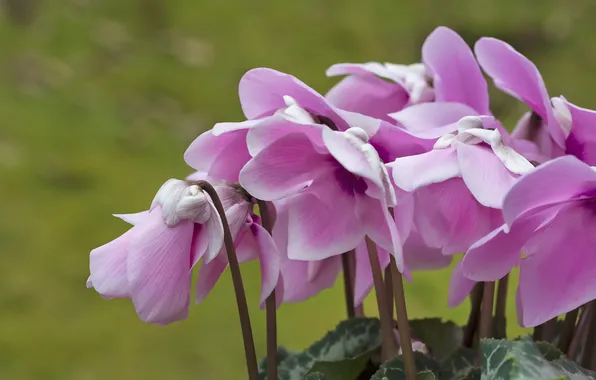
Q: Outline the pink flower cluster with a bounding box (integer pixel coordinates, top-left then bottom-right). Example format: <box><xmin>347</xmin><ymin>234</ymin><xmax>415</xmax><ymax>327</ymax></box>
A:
<box><xmin>88</xmin><ymin>26</ymin><xmax>596</xmax><ymax>328</ymax></box>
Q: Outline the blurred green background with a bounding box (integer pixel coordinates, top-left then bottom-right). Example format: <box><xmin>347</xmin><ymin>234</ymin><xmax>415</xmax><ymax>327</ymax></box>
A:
<box><xmin>2</xmin><ymin>0</ymin><xmax>596</xmax><ymax>378</ymax></box>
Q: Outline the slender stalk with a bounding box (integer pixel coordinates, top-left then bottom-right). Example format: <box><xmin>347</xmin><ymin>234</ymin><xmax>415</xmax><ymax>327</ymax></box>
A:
<box><xmin>463</xmin><ymin>283</ymin><xmax>483</xmax><ymax>348</ymax></box>
<box><xmin>558</xmin><ymin>308</ymin><xmax>579</xmax><ymax>354</ymax></box>
<box><xmin>581</xmin><ymin>301</ymin><xmax>596</xmax><ymax>369</ymax></box>
<box><xmin>569</xmin><ymin>306</ymin><xmax>589</xmax><ymax>361</ymax></box>
<box><xmin>478</xmin><ymin>282</ymin><xmax>495</xmax><ymax>339</ymax></box>
<box><xmin>365</xmin><ymin>237</ymin><xmax>398</xmax><ymax>360</ymax></box>
<box><xmin>532</xmin><ymin>324</ymin><xmax>544</xmax><ymax>342</ymax></box>
<box><xmin>493</xmin><ymin>274</ymin><xmax>509</xmax><ymax>338</ymax></box>
<box><xmin>390</xmin><ymin>256</ymin><xmax>417</xmax><ymax>380</ymax></box>
<box><xmin>533</xmin><ymin>318</ymin><xmax>557</xmax><ymax>342</ymax></box>
<box><xmin>385</xmin><ymin>266</ymin><xmax>394</xmax><ymax>322</ymax></box>
<box><xmin>256</xmin><ymin>199</ymin><xmax>278</xmax><ymax>380</ymax></box>
<box><xmin>341</xmin><ymin>250</ymin><xmax>356</xmax><ymax>319</ymax></box>
<box><xmin>197</xmin><ymin>181</ymin><xmax>258</xmax><ymax>380</ymax></box>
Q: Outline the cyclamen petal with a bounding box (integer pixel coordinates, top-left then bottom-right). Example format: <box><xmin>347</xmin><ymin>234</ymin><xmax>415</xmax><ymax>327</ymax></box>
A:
<box><xmin>422</xmin><ymin>26</ymin><xmax>490</xmax><ymax>115</ymax></box>
<box><xmin>127</xmin><ymin>208</ymin><xmax>195</xmax><ymax>325</ymax></box>
<box><xmin>251</xmin><ymin>223</ymin><xmax>281</xmax><ymax>307</ymax></box>
<box><xmin>89</xmin><ymin>228</ymin><xmax>134</xmax><ymax>298</ymax></box>
<box><xmin>389</xmin><ymin>148</ymin><xmax>461</xmax><ymax>192</ymax></box>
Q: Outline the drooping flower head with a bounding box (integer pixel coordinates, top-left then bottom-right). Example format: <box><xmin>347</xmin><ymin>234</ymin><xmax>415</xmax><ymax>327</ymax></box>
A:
<box><xmin>88</xmin><ymin>179</ymin><xmax>223</xmax><ymax>325</ymax></box>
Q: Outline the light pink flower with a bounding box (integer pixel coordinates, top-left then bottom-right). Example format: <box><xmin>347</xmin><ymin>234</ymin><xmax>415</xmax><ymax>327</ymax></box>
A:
<box><xmin>88</xmin><ymin>179</ymin><xmax>223</xmax><ymax>325</ymax></box>
<box><xmin>462</xmin><ymin>156</ymin><xmax>596</xmax><ymax>327</ymax></box>
<box><xmin>475</xmin><ymin>37</ymin><xmax>596</xmax><ymax>165</ymax></box>
<box><xmin>326</xmin><ymin>26</ymin><xmax>490</xmax><ymax>119</ymax></box>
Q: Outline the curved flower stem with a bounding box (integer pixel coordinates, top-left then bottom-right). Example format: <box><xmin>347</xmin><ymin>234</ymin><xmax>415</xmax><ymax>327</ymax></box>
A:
<box><xmin>390</xmin><ymin>257</ymin><xmax>417</xmax><ymax>380</ymax></box>
<box><xmin>463</xmin><ymin>283</ymin><xmax>483</xmax><ymax>348</ymax></box>
<box><xmin>341</xmin><ymin>250</ymin><xmax>356</xmax><ymax>319</ymax></box>
<box><xmin>365</xmin><ymin>237</ymin><xmax>397</xmax><ymax>361</ymax></box>
<box><xmin>256</xmin><ymin>199</ymin><xmax>278</xmax><ymax>380</ymax></box>
<box><xmin>197</xmin><ymin>181</ymin><xmax>258</xmax><ymax>380</ymax></box>
<box><xmin>558</xmin><ymin>308</ymin><xmax>579</xmax><ymax>354</ymax></box>
<box><xmin>494</xmin><ymin>274</ymin><xmax>509</xmax><ymax>339</ymax></box>
<box><xmin>478</xmin><ymin>282</ymin><xmax>495</xmax><ymax>340</ymax></box>
<box><xmin>385</xmin><ymin>266</ymin><xmax>394</xmax><ymax>322</ymax></box>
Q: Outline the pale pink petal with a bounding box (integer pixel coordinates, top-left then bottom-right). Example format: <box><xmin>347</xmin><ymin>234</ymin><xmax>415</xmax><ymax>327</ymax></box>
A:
<box><xmin>113</xmin><ymin>211</ymin><xmax>149</xmax><ymax>226</ymax></box>
<box><xmin>89</xmin><ymin>229</ymin><xmax>134</xmax><ymax>298</ymax></box>
<box><xmin>251</xmin><ymin>223</ymin><xmax>281</xmax><ymax>307</ymax></box>
<box><xmin>184</xmin><ymin>130</ymin><xmax>251</xmax><ymax>182</ymax></box>
<box><xmin>393</xmin><ymin>193</ymin><xmax>414</xmax><ymax>240</ymax></box>
<box><xmin>518</xmin><ymin>206</ymin><xmax>596</xmax><ymax>327</ymax></box>
<box><xmin>456</xmin><ymin>142</ymin><xmax>518</xmax><ymax>208</ymax></box>
<box><xmin>475</xmin><ymin>37</ymin><xmax>565</xmax><ymax>147</ymax></box>
<box><xmin>273</xmin><ymin>200</ymin><xmax>342</xmax><ymax>302</ymax></box>
<box><xmin>195</xmin><ymin>256</ymin><xmax>228</xmax><ymax>303</ymax></box>
<box><xmin>462</xmin><ymin>225</ymin><xmax>524</xmax><ymax>282</ymax></box>
<box><xmin>239</xmin><ymin>133</ymin><xmax>331</xmax><ymax>201</ymax></box>
<box><xmin>511</xmin><ymin>112</ymin><xmax>563</xmax><ymax>161</ymax></box>
<box><xmin>246</xmin><ymin>116</ymin><xmax>326</xmax><ymax>156</ymax></box>
<box><xmin>239</xmin><ymin>68</ymin><xmax>349</xmax><ymax>130</ymax></box>
<box><xmin>326</xmin><ymin>62</ymin><xmax>395</xmax><ymax>79</ymax></box>
<box><xmin>403</xmin><ymin>227</ymin><xmax>451</xmax><ymax>272</ymax></box>
<box><xmin>448</xmin><ymin>261</ymin><xmax>476</xmax><ymax>307</ymax></box>
<box><xmin>388</xmin><ymin>102</ymin><xmax>477</xmax><ymax>136</ymax></box>
<box><xmin>322</xmin><ymin>128</ymin><xmax>382</xmax><ymax>188</ymax></box>
<box><xmin>212</xmin><ymin>118</ymin><xmax>261</xmax><ymax>136</ymax></box>
<box><xmin>413</xmin><ymin>179</ymin><xmax>503</xmax><ymax>255</ymax></box>
<box><xmin>200</xmin><ymin>201</ymin><xmax>225</xmax><ymax>263</ymax></box>
<box><xmin>389</xmin><ymin>148</ymin><xmax>461</xmax><ymax>192</ymax></box>
<box><xmin>286</xmin><ymin>186</ymin><xmax>363</xmax><ymax>261</ymax></box>
<box><xmin>368</xmin><ymin>121</ymin><xmax>434</xmax><ymax>163</ymax></box>
<box><xmin>502</xmin><ymin>155</ymin><xmax>596</xmax><ymax>226</ymax></box>
<box><xmin>354</xmin><ymin>242</ymin><xmax>390</xmax><ymax>306</ymax></box>
<box><xmin>422</xmin><ymin>27</ymin><xmax>489</xmax><ymax>114</ymax></box>
<box><xmin>326</xmin><ymin>75</ymin><xmax>408</xmax><ymax>121</ymax></box>
<box><xmin>127</xmin><ymin>208</ymin><xmax>194</xmax><ymax>325</ymax></box>
<box><xmin>355</xmin><ymin>193</ymin><xmax>404</xmax><ymax>271</ymax></box>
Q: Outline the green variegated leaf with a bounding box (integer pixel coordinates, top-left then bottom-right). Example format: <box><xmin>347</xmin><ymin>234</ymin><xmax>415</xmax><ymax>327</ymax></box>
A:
<box><xmin>438</xmin><ymin>347</ymin><xmax>477</xmax><ymax>380</ymax></box>
<box><xmin>410</xmin><ymin>318</ymin><xmax>463</xmax><ymax>360</ymax></box>
<box><xmin>481</xmin><ymin>339</ymin><xmax>596</xmax><ymax>379</ymax></box>
<box><xmin>370</xmin><ymin>351</ymin><xmax>439</xmax><ymax>380</ymax></box>
<box><xmin>259</xmin><ymin>318</ymin><xmax>381</xmax><ymax>380</ymax></box>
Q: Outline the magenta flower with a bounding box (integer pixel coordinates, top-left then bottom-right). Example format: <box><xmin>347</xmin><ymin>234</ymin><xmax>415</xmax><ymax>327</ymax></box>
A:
<box><xmin>88</xmin><ymin>179</ymin><xmax>224</xmax><ymax>325</ymax></box>
<box><xmin>461</xmin><ymin>156</ymin><xmax>596</xmax><ymax>327</ymax></box>
<box><xmin>388</xmin><ymin>116</ymin><xmax>533</xmax><ymax>255</ymax></box>
<box><xmin>475</xmin><ymin>37</ymin><xmax>596</xmax><ymax>165</ymax></box>
<box><xmin>326</xmin><ymin>26</ymin><xmax>490</xmax><ymax>120</ymax></box>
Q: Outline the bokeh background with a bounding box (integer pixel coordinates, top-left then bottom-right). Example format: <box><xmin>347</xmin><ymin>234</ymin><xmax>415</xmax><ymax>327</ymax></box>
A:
<box><xmin>2</xmin><ymin>0</ymin><xmax>596</xmax><ymax>378</ymax></box>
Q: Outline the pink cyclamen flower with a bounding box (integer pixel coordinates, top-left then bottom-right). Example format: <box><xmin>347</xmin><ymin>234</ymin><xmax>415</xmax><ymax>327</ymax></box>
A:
<box><xmin>462</xmin><ymin>156</ymin><xmax>596</xmax><ymax>327</ymax></box>
<box><xmin>88</xmin><ymin>179</ymin><xmax>223</xmax><ymax>325</ymax></box>
<box><xmin>475</xmin><ymin>37</ymin><xmax>596</xmax><ymax>165</ymax></box>
<box><xmin>388</xmin><ymin>116</ymin><xmax>533</xmax><ymax>256</ymax></box>
<box><xmin>188</xmin><ymin>175</ymin><xmax>281</xmax><ymax>308</ymax></box>
<box><xmin>326</xmin><ymin>26</ymin><xmax>490</xmax><ymax>120</ymax></box>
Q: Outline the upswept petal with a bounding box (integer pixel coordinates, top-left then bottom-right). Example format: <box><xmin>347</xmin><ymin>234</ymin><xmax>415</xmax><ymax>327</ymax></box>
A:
<box><xmin>127</xmin><ymin>208</ymin><xmax>194</xmax><ymax>325</ymax></box>
<box><xmin>325</xmin><ymin>75</ymin><xmax>409</xmax><ymax>121</ymax></box>
<box><xmin>474</xmin><ymin>37</ymin><xmax>565</xmax><ymax>147</ymax></box>
<box><xmin>518</xmin><ymin>206</ymin><xmax>596</xmax><ymax>327</ymax></box>
<box><xmin>456</xmin><ymin>142</ymin><xmax>518</xmax><ymax>208</ymax></box>
<box><xmin>239</xmin><ymin>133</ymin><xmax>331</xmax><ymax>201</ymax></box>
<box><xmin>239</xmin><ymin>68</ymin><xmax>349</xmax><ymax>130</ymax></box>
<box><xmin>184</xmin><ymin>129</ymin><xmax>251</xmax><ymax>182</ymax></box>
<box><xmin>195</xmin><ymin>256</ymin><xmax>228</xmax><ymax>303</ymax></box>
<box><xmin>403</xmin><ymin>227</ymin><xmax>451</xmax><ymax>272</ymax></box>
<box><xmin>422</xmin><ymin>27</ymin><xmax>490</xmax><ymax>114</ymax></box>
<box><xmin>389</xmin><ymin>148</ymin><xmax>461</xmax><ymax>192</ymax></box>
<box><xmin>113</xmin><ymin>211</ymin><xmax>150</xmax><ymax>226</ymax></box>
<box><xmin>388</xmin><ymin>102</ymin><xmax>477</xmax><ymax>137</ymax></box>
<box><xmin>564</xmin><ymin>99</ymin><xmax>596</xmax><ymax>165</ymax></box>
<box><xmin>502</xmin><ymin>155</ymin><xmax>596</xmax><ymax>226</ymax></box>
